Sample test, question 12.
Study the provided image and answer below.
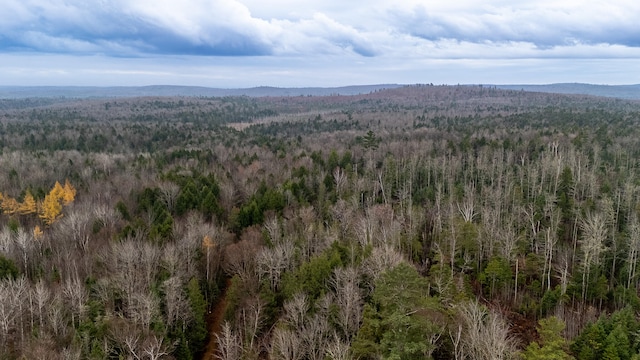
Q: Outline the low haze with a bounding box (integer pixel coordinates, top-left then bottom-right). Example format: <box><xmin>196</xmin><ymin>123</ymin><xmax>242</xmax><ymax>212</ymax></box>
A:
<box><xmin>2</xmin><ymin>0</ymin><xmax>639</xmax><ymax>87</ymax></box>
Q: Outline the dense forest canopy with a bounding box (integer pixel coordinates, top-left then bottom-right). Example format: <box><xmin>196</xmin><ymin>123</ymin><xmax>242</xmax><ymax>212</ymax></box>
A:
<box><xmin>0</xmin><ymin>85</ymin><xmax>640</xmax><ymax>359</ymax></box>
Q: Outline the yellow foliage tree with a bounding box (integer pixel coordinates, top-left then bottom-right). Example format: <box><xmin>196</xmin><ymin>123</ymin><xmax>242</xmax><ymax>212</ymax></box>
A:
<box><xmin>19</xmin><ymin>190</ymin><xmax>37</xmax><ymax>215</ymax></box>
<box><xmin>1</xmin><ymin>194</ymin><xmax>20</xmax><ymax>215</ymax></box>
<box><xmin>51</xmin><ymin>181</ymin><xmax>65</xmax><ymax>203</ymax></box>
<box><xmin>62</xmin><ymin>179</ymin><xmax>76</xmax><ymax>205</ymax></box>
<box><xmin>39</xmin><ymin>182</ymin><xmax>67</xmax><ymax>225</ymax></box>
<box><xmin>33</xmin><ymin>225</ymin><xmax>44</xmax><ymax>240</ymax></box>
<box><xmin>1</xmin><ymin>180</ymin><xmax>75</xmax><ymax>226</ymax></box>
<box><xmin>39</xmin><ymin>192</ymin><xmax>63</xmax><ymax>225</ymax></box>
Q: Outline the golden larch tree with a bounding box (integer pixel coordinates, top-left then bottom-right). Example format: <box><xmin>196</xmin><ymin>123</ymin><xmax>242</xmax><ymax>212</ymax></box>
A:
<box><xmin>33</xmin><ymin>225</ymin><xmax>44</xmax><ymax>240</ymax></box>
<box><xmin>51</xmin><ymin>181</ymin><xmax>65</xmax><ymax>203</ymax></box>
<box><xmin>62</xmin><ymin>179</ymin><xmax>76</xmax><ymax>205</ymax></box>
<box><xmin>1</xmin><ymin>194</ymin><xmax>20</xmax><ymax>215</ymax></box>
<box><xmin>39</xmin><ymin>185</ymin><xmax>64</xmax><ymax>225</ymax></box>
<box><xmin>19</xmin><ymin>190</ymin><xmax>37</xmax><ymax>215</ymax></box>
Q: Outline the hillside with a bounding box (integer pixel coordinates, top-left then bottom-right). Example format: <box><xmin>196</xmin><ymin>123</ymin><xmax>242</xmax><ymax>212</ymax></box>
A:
<box><xmin>2</xmin><ymin>82</ymin><xmax>640</xmax><ymax>100</ymax></box>
<box><xmin>0</xmin><ymin>84</ymin><xmax>404</xmax><ymax>99</ymax></box>
<box><xmin>0</xmin><ymin>85</ymin><xmax>639</xmax><ymax>359</ymax></box>
<box><xmin>494</xmin><ymin>83</ymin><xmax>640</xmax><ymax>100</ymax></box>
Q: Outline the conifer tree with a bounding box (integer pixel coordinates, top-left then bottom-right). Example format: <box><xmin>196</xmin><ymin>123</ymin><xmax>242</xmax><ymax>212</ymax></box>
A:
<box><xmin>62</xmin><ymin>179</ymin><xmax>77</xmax><ymax>205</ymax></box>
<box><xmin>19</xmin><ymin>190</ymin><xmax>37</xmax><ymax>215</ymax></box>
<box><xmin>39</xmin><ymin>188</ymin><xmax>63</xmax><ymax>225</ymax></box>
<box><xmin>1</xmin><ymin>193</ymin><xmax>20</xmax><ymax>215</ymax></box>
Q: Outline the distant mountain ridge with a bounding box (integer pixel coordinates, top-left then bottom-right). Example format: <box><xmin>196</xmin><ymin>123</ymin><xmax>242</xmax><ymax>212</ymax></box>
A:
<box><xmin>0</xmin><ymin>84</ymin><xmax>404</xmax><ymax>99</ymax></box>
<box><xmin>492</xmin><ymin>83</ymin><xmax>640</xmax><ymax>100</ymax></box>
<box><xmin>1</xmin><ymin>83</ymin><xmax>639</xmax><ymax>99</ymax></box>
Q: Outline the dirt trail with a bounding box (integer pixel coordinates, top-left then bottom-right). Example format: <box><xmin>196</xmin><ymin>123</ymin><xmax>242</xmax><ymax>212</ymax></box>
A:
<box><xmin>201</xmin><ymin>279</ymin><xmax>231</xmax><ymax>360</ymax></box>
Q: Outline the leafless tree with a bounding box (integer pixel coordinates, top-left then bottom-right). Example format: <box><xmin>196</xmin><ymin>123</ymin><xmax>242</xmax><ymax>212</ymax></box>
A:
<box><xmin>130</xmin><ymin>292</ymin><xmax>160</xmax><ymax>329</ymax></box>
<box><xmin>579</xmin><ymin>211</ymin><xmax>608</xmax><ymax>301</ymax></box>
<box><xmin>13</xmin><ymin>228</ymin><xmax>33</xmax><ymax>275</ymax></box>
<box><xmin>264</xmin><ymin>215</ymin><xmax>282</xmax><ymax>244</ymax></box>
<box><xmin>299</xmin><ymin>313</ymin><xmax>329</xmax><ymax>360</ymax></box>
<box><xmin>237</xmin><ymin>298</ymin><xmax>263</xmax><ymax>356</ymax></box>
<box><xmin>458</xmin><ymin>301</ymin><xmax>516</xmax><ymax>360</ymax></box>
<box><xmin>163</xmin><ymin>276</ymin><xmax>190</xmax><ymax>329</ymax></box>
<box><xmin>0</xmin><ymin>280</ymin><xmax>15</xmax><ymax>346</ymax></box>
<box><xmin>162</xmin><ymin>242</ymin><xmax>184</xmax><ymax>279</ymax></box>
<box><xmin>216</xmin><ymin>321</ymin><xmax>241</xmax><ymax>360</ymax></box>
<box><xmin>223</xmin><ymin>239</ymin><xmax>259</xmax><ymax>285</ymax></box>
<box><xmin>47</xmin><ymin>293</ymin><xmax>67</xmax><ymax>338</ymax></box>
<box><xmin>333</xmin><ymin>167</ymin><xmax>348</xmax><ymax>196</ymax></box>
<box><xmin>269</xmin><ymin>326</ymin><xmax>303</xmax><ymax>360</ymax></box>
<box><xmin>457</xmin><ymin>188</ymin><xmax>476</xmax><ymax>223</ymax></box>
<box><xmin>34</xmin><ymin>280</ymin><xmax>50</xmax><ymax>329</ymax></box>
<box><xmin>628</xmin><ymin>217</ymin><xmax>640</xmax><ymax>289</ymax></box>
<box><xmin>362</xmin><ymin>245</ymin><xmax>404</xmax><ymax>285</ymax></box>
<box><xmin>324</xmin><ymin>332</ymin><xmax>350</xmax><ymax>360</ymax></box>
<box><xmin>159</xmin><ymin>182</ymin><xmax>180</xmax><ymax>213</ymax></box>
<box><xmin>283</xmin><ymin>293</ymin><xmax>308</xmax><ymax>330</ymax></box>
<box><xmin>449</xmin><ymin>323</ymin><xmax>466</xmax><ymax>360</ymax></box>
<box><xmin>93</xmin><ymin>203</ymin><xmax>119</xmax><ymax>230</ymax></box>
<box><xmin>330</xmin><ymin>266</ymin><xmax>363</xmax><ymax>339</ymax></box>
<box><xmin>256</xmin><ymin>240</ymin><xmax>295</xmax><ymax>291</ymax></box>
<box><xmin>142</xmin><ymin>334</ymin><xmax>173</xmax><ymax>360</ymax></box>
<box><xmin>63</xmin><ymin>274</ymin><xmax>87</xmax><ymax>328</ymax></box>
<box><xmin>59</xmin><ymin>208</ymin><xmax>92</xmax><ymax>253</ymax></box>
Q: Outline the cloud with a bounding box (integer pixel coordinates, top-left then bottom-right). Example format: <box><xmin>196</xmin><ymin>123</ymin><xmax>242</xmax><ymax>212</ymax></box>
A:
<box><xmin>0</xmin><ymin>0</ymin><xmax>381</xmax><ymax>57</ymax></box>
<box><xmin>3</xmin><ymin>0</ymin><xmax>639</xmax><ymax>60</ymax></box>
<box><xmin>388</xmin><ymin>1</ymin><xmax>640</xmax><ymax>49</ymax></box>
<box><xmin>1</xmin><ymin>0</ymin><xmax>640</xmax><ymax>87</ymax></box>
<box><xmin>0</xmin><ymin>0</ymin><xmax>273</xmax><ymax>56</ymax></box>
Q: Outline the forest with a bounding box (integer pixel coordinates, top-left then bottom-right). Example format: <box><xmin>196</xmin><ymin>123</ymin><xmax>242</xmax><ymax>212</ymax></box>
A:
<box><xmin>0</xmin><ymin>84</ymin><xmax>640</xmax><ymax>359</ymax></box>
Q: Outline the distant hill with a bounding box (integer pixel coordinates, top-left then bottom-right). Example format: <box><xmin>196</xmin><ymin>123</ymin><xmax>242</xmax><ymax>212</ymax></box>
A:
<box><xmin>492</xmin><ymin>83</ymin><xmax>640</xmax><ymax>100</ymax></box>
<box><xmin>2</xmin><ymin>83</ymin><xmax>639</xmax><ymax>100</ymax></box>
<box><xmin>0</xmin><ymin>84</ymin><xmax>403</xmax><ymax>99</ymax></box>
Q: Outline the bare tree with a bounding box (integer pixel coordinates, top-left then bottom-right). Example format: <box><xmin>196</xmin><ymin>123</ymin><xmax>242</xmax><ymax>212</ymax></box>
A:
<box><xmin>59</xmin><ymin>209</ymin><xmax>92</xmax><ymax>253</ymax></box>
<box><xmin>223</xmin><ymin>239</ymin><xmax>259</xmax><ymax>284</ymax></box>
<box><xmin>163</xmin><ymin>276</ymin><xmax>190</xmax><ymax>329</ymax></box>
<box><xmin>628</xmin><ymin>216</ymin><xmax>640</xmax><ymax>289</ymax></box>
<box><xmin>256</xmin><ymin>240</ymin><xmax>295</xmax><ymax>291</ymax></box>
<box><xmin>362</xmin><ymin>245</ymin><xmax>404</xmax><ymax>286</ymax></box>
<box><xmin>13</xmin><ymin>228</ymin><xmax>33</xmax><ymax>275</ymax></box>
<box><xmin>47</xmin><ymin>293</ymin><xmax>67</xmax><ymax>338</ymax></box>
<box><xmin>159</xmin><ymin>182</ymin><xmax>180</xmax><ymax>213</ymax></box>
<box><xmin>216</xmin><ymin>321</ymin><xmax>241</xmax><ymax>360</ymax></box>
<box><xmin>269</xmin><ymin>326</ymin><xmax>303</xmax><ymax>360</ymax></box>
<box><xmin>457</xmin><ymin>183</ymin><xmax>476</xmax><ymax>223</ymax></box>
<box><xmin>34</xmin><ymin>280</ymin><xmax>50</xmax><ymax>329</ymax></box>
<box><xmin>93</xmin><ymin>203</ymin><xmax>119</xmax><ymax>232</ymax></box>
<box><xmin>0</xmin><ymin>280</ymin><xmax>16</xmax><ymax>346</ymax></box>
<box><xmin>324</xmin><ymin>332</ymin><xmax>350</xmax><ymax>360</ymax></box>
<box><xmin>142</xmin><ymin>334</ymin><xmax>173</xmax><ymax>360</ymax></box>
<box><xmin>449</xmin><ymin>323</ymin><xmax>466</xmax><ymax>360</ymax></box>
<box><xmin>458</xmin><ymin>301</ymin><xmax>516</xmax><ymax>360</ymax></box>
<box><xmin>237</xmin><ymin>298</ymin><xmax>263</xmax><ymax>356</ymax></box>
<box><xmin>130</xmin><ymin>292</ymin><xmax>160</xmax><ymax>329</ymax></box>
<box><xmin>331</xmin><ymin>266</ymin><xmax>363</xmax><ymax>339</ymax></box>
<box><xmin>63</xmin><ymin>274</ymin><xmax>87</xmax><ymax>328</ymax></box>
<box><xmin>333</xmin><ymin>167</ymin><xmax>348</xmax><ymax>196</ymax></box>
<box><xmin>283</xmin><ymin>293</ymin><xmax>308</xmax><ymax>330</ymax></box>
<box><xmin>579</xmin><ymin>211</ymin><xmax>608</xmax><ymax>301</ymax></box>
<box><xmin>300</xmin><ymin>313</ymin><xmax>329</xmax><ymax>360</ymax></box>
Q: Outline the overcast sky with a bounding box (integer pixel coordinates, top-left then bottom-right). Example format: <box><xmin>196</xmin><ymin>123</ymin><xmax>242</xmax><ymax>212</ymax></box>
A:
<box><xmin>2</xmin><ymin>0</ymin><xmax>639</xmax><ymax>87</ymax></box>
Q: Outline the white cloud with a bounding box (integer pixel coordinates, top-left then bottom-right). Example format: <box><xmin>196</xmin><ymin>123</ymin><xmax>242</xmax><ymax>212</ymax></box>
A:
<box><xmin>1</xmin><ymin>0</ymin><xmax>640</xmax><ymax>86</ymax></box>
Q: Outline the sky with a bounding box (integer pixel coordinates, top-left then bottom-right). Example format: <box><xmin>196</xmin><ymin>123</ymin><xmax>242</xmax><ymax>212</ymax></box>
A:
<box><xmin>1</xmin><ymin>0</ymin><xmax>639</xmax><ymax>87</ymax></box>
